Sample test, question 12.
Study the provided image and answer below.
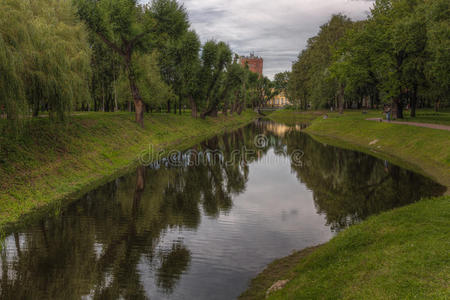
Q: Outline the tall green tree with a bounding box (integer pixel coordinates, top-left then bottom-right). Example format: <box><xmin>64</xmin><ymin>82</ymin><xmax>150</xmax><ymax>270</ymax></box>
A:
<box><xmin>89</xmin><ymin>34</ymin><xmax>121</xmax><ymax>112</ymax></box>
<box><xmin>289</xmin><ymin>14</ymin><xmax>353</xmax><ymax>110</ymax></box>
<box><xmin>116</xmin><ymin>52</ymin><xmax>174</xmax><ymax>113</ymax></box>
<box><xmin>273</xmin><ymin>71</ymin><xmax>290</xmax><ymax>95</ymax></box>
<box><xmin>158</xmin><ymin>30</ymin><xmax>201</xmax><ymax>116</ymax></box>
<box><xmin>422</xmin><ymin>0</ymin><xmax>450</xmax><ymax>111</ymax></box>
<box><xmin>198</xmin><ymin>41</ymin><xmax>232</xmax><ymax>118</ymax></box>
<box><xmin>75</xmin><ymin>0</ymin><xmax>189</xmax><ymax>127</ymax></box>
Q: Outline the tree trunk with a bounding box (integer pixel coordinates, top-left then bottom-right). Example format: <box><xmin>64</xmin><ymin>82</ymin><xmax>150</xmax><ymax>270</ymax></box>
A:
<box><xmin>114</xmin><ymin>82</ymin><xmax>118</xmax><ymax>112</ymax></box>
<box><xmin>230</xmin><ymin>93</ymin><xmax>239</xmax><ymax>115</ymax></box>
<box><xmin>210</xmin><ymin>106</ymin><xmax>218</xmax><ymax>117</ymax></box>
<box><xmin>167</xmin><ymin>99</ymin><xmax>171</xmax><ymax>113</ymax></box>
<box><xmin>435</xmin><ymin>99</ymin><xmax>440</xmax><ymax>112</ymax></box>
<box><xmin>222</xmin><ymin>99</ymin><xmax>228</xmax><ymax>116</ymax></box>
<box><xmin>338</xmin><ymin>84</ymin><xmax>344</xmax><ymax>114</ymax></box>
<box><xmin>189</xmin><ymin>96</ymin><xmax>197</xmax><ymax>118</ymax></box>
<box><xmin>410</xmin><ymin>83</ymin><xmax>417</xmax><ymax>117</ymax></box>
<box><xmin>179</xmin><ymin>98</ymin><xmax>182</xmax><ymax>115</ymax></box>
<box><xmin>127</xmin><ymin>61</ymin><xmax>145</xmax><ymax>128</ymax></box>
<box><xmin>32</xmin><ymin>100</ymin><xmax>39</xmax><ymax>117</ymax></box>
<box><xmin>237</xmin><ymin>101</ymin><xmax>244</xmax><ymax>115</ymax></box>
<box><xmin>393</xmin><ymin>98</ymin><xmax>404</xmax><ymax>119</ymax></box>
<box><xmin>201</xmin><ymin>102</ymin><xmax>218</xmax><ymax>118</ymax></box>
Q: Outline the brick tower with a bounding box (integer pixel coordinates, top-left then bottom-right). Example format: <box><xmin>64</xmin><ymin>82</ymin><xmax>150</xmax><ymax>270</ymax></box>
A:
<box><xmin>240</xmin><ymin>52</ymin><xmax>263</xmax><ymax>76</ymax></box>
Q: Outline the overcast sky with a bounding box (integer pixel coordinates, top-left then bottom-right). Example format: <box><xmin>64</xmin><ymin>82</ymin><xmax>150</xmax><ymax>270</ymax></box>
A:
<box><xmin>181</xmin><ymin>0</ymin><xmax>374</xmax><ymax>79</ymax></box>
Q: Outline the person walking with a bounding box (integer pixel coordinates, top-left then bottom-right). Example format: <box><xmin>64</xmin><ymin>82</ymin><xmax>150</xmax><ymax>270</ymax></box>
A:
<box><xmin>384</xmin><ymin>104</ymin><xmax>391</xmax><ymax>121</ymax></box>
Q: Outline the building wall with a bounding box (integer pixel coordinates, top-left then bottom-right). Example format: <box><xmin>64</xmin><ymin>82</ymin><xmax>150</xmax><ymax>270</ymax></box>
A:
<box><xmin>240</xmin><ymin>54</ymin><xmax>263</xmax><ymax>76</ymax></box>
<box><xmin>267</xmin><ymin>91</ymin><xmax>290</xmax><ymax>107</ymax></box>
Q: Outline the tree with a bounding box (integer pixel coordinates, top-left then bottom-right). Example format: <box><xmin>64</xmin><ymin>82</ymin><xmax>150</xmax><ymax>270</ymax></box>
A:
<box><xmin>158</xmin><ymin>30</ymin><xmax>201</xmax><ymax>116</ymax></box>
<box><xmin>89</xmin><ymin>34</ymin><xmax>122</xmax><ymax>112</ymax></box>
<box><xmin>223</xmin><ymin>57</ymin><xmax>247</xmax><ymax>115</ymax></box>
<box><xmin>0</xmin><ymin>0</ymin><xmax>91</xmax><ymax>125</ymax></box>
<box><xmin>116</xmin><ymin>52</ymin><xmax>174</xmax><ymax>113</ymax></box>
<box><xmin>288</xmin><ymin>14</ymin><xmax>353</xmax><ymax>110</ymax></box>
<box><xmin>75</xmin><ymin>0</ymin><xmax>189</xmax><ymax>127</ymax></box>
<box><xmin>198</xmin><ymin>41</ymin><xmax>232</xmax><ymax>118</ymax></box>
<box><xmin>422</xmin><ymin>0</ymin><xmax>450</xmax><ymax>111</ymax></box>
<box><xmin>273</xmin><ymin>71</ymin><xmax>290</xmax><ymax>95</ymax></box>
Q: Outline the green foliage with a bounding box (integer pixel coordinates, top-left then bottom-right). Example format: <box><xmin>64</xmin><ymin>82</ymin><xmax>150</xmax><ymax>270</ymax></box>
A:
<box><xmin>197</xmin><ymin>40</ymin><xmax>233</xmax><ymax>117</ymax></box>
<box><xmin>422</xmin><ymin>0</ymin><xmax>450</xmax><ymax>102</ymax></box>
<box><xmin>289</xmin><ymin>14</ymin><xmax>353</xmax><ymax>110</ymax></box>
<box><xmin>75</xmin><ymin>0</ymin><xmax>189</xmax><ymax>125</ymax></box>
<box><xmin>116</xmin><ymin>52</ymin><xmax>174</xmax><ymax>110</ymax></box>
<box><xmin>89</xmin><ymin>34</ymin><xmax>122</xmax><ymax>112</ymax></box>
<box><xmin>248</xmin><ymin>75</ymin><xmax>276</xmax><ymax>109</ymax></box>
<box><xmin>0</xmin><ymin>0</ymin><xmax>91</xmax><ymax>123</ymax></box>
<box><xmin>289</xmin><ymin>1</ymin><xmax>450</xmax><ymax>115</ymax></box>
<box><xmin>158</xmin><ymin>30</ymin><xmax>201</xmax><ymax>114</ymax></box>
<box><xmin>273</xmin><ymin>71</ymin><xmax>289</xmax><ymax>95</ymax></box>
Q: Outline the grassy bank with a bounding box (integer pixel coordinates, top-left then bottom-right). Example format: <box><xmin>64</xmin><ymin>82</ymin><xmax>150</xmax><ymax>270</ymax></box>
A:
<box><xmin>269</xmin><ymin>109</ymin><xmax>450</xmax><ymax>188</ymax></box>
<box><xmin>0</xmin><ymin>111</ymin><xmax>256</xmax><ymax>230</ymax></box>
<box><xmin>243</xmin><ymin>195</ymin><xmax>450</xmax><ymax>299</ymax></box>
<box><xmin>241</xmin><ymin>109</ymin><xmax>450</xmax><ymax>299</ymax></box>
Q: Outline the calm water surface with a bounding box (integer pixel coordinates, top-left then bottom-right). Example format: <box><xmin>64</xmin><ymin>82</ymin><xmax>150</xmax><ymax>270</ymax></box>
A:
<box><xmin>0</xmin><ymin>120</ymin><xmax>445</xmax><ymax>299</ymax></box>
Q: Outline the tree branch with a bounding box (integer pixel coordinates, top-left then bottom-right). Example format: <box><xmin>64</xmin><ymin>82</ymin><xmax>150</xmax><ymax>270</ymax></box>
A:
<box><xmin>95</xmin><ymin>31</ymin><xmax>126</xmax><ymax>57</ymax></box>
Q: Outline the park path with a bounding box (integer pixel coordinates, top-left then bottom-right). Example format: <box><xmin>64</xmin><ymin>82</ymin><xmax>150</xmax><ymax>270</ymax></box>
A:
<box><xmin>366</xmin><ymin>118</ymin><xmax>450</xmax><ymax>131</ymax></box>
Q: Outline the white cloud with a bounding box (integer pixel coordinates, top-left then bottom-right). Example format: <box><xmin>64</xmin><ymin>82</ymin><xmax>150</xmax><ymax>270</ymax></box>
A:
<box><xmin>182</xmin><ymin>0</ymin><xmax>374</xmax><ymax>79</ymax></box>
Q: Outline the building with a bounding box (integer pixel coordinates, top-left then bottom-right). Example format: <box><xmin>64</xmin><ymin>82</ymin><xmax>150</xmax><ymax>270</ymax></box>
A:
<box><xmin>240</xmin><ymin>53</ymin><xmax>263</xmax><ymax>76</ymax></box>
<box><xmin>267</xmin><ymin>90</ymin><xmax>290</xmax><ymax>107</ymax></box>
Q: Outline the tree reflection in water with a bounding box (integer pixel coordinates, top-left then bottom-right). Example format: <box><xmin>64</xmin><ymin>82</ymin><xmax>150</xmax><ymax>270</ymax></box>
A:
<box><xmin>0</xmin><ymin>119</ymin><xmax>445</xmax><ymax>299</ymax></box>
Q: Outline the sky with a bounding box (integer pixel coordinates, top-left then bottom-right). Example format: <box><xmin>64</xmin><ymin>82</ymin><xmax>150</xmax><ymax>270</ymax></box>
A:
<box><xmin>181</xmin><ymin>0</ymin><xmax>374</xmax><ymax>79</ymax></box>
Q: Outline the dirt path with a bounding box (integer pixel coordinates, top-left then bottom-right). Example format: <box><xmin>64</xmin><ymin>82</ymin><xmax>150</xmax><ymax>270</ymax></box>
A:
<box><xmin>366</xmin><ymin>118</ymin><xmax>450</xmax><ymax>131</ymax></box>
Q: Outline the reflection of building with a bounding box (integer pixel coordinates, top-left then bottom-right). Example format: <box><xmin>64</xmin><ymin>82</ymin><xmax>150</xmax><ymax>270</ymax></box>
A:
<box><xmin>264</xmin><ymin>122</ymin><xmax>303</xmax><ymax>137</ymax></box>
<box><xmin>267</xmin><ymin>90</ymin><xmax>290</xmax><ymax>107</ymax></box>
<box><xmin>240</xmin><ymin>53</ymin><xmax>263</xmax><ymax>76</ymax></box>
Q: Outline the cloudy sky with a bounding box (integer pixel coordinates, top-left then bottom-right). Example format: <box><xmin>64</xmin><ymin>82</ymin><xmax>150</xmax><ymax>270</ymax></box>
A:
<box><xmin>181</xmin><ymin>0</ymin><xmax>374</xmax><ymax>79</ymax></box>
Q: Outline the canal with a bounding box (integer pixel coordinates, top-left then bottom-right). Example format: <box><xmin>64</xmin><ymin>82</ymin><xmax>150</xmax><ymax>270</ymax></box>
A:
<box><xmin>0</xmin><ymin>119</ymin><xmax>445</xmax><ymax>299</ymax></box>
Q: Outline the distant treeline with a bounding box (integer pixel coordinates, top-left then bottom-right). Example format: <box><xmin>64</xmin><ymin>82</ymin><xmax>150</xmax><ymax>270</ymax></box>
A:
<box><xmin>0</xmin><ymin>0</ymin><xmax>280</xmax><ymax>128</ymax></box>
<box><xmin>287</xmin><ymin>0</ymin><xmax>449</xmax><ymax>118</ymax></box>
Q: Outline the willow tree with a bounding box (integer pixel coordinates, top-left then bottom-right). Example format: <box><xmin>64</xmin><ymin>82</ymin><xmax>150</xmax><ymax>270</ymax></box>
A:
<box><xmin>0</xmin><ymin>0</ymin><xmax>91</xmax><ymax>123</ymax></box>
<box><xmin>0</xmin><ymin>32</ymin><xmax>25</xmax><ymax>123</ymax></box>
<box><xmin>75</xmin><ymin>0</ymin><xmax>189</xmax><ymax>127</ymax></box>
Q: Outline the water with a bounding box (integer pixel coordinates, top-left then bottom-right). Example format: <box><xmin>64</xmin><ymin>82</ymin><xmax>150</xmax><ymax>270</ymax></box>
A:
<box><xmin>0</xmin><ymin>120</ymin><xmax>445</xmax><ymax>299</ymax></box>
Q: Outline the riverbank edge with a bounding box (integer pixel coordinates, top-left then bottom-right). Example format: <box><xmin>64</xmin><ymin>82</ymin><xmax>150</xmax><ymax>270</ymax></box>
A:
<box><xmin>0</xmin><ymin>112</ymin><xmax>258</xmax><ymax>233</ymax></box>
<box><xmin>240</xmin><ymin>111</ymin><xmax>449</xmax><ymax>299</ymax></box>
<box><xmin>305</xmin><ymin>122</ymin><xmax>450</xmax><ymax>191</ymax></box>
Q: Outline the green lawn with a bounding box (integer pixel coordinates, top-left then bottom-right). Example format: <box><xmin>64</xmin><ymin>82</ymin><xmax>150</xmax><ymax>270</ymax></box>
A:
<box><xmin>0</xmin><ymin>111</ymin><xmax>256</xmax><ymax>230</ymax></box>
<box><xmin>241</xmin><ymin>109</ymin><xmax>450</xmax><ymax>299</ymax></box>
<box><xmin>269</xmin><ymin>108</ymin><xmax>450</xmax><ymax>126</ymax></box>
<box><xmin>399</xmin><ymin>109</ymin><xmax>450</xmax><ymax>126</ymax></box>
